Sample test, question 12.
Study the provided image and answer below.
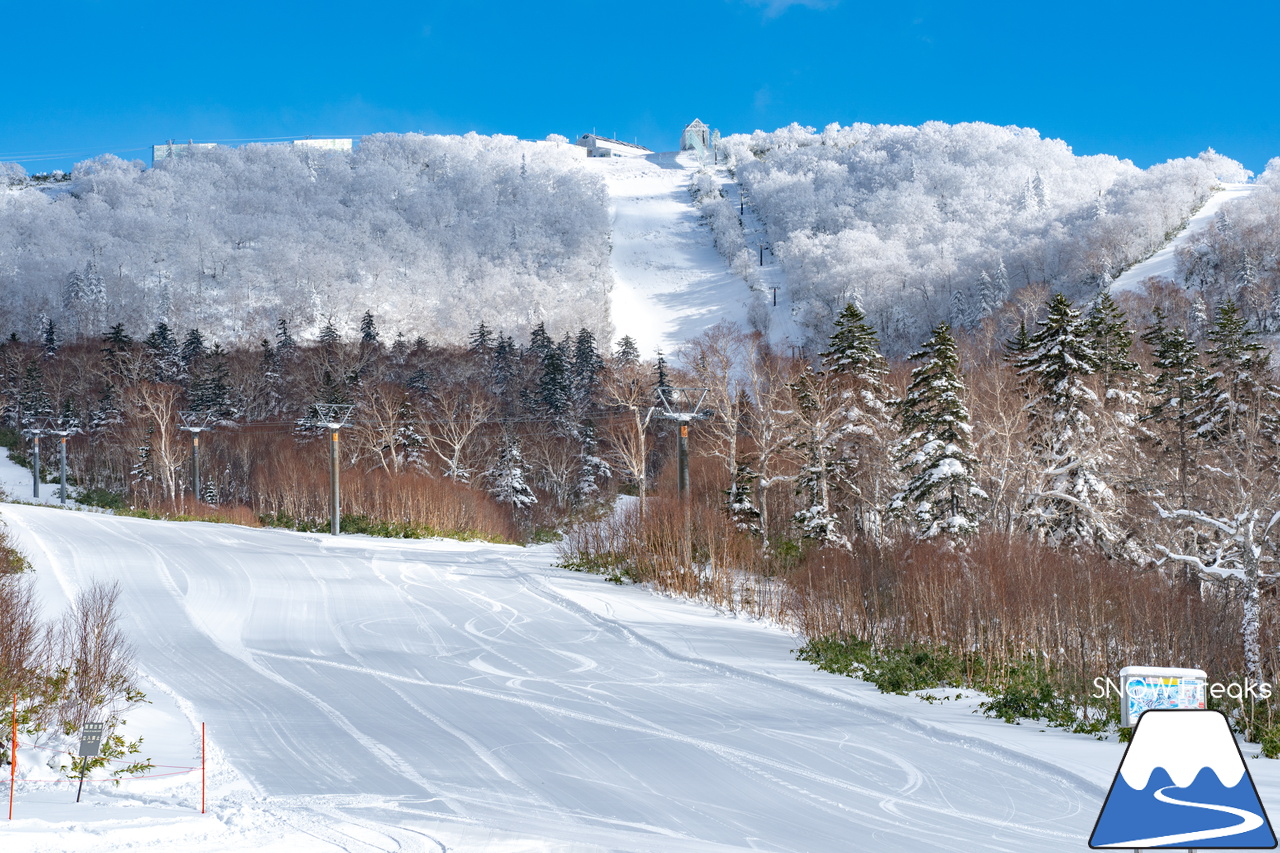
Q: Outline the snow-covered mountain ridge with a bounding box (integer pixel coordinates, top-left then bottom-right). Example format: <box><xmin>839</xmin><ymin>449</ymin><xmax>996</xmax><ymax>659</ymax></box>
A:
<box><xmin>1</xmin><ymin>124</ymin><xmax>1270</xmax><ymax>359</ymax></box>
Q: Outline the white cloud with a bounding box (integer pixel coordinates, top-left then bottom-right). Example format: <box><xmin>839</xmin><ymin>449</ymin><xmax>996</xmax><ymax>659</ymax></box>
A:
<box><xmin>742</xmin><ymin>0</ymin><xmax>839</xmax><ymax>18</ymax></box>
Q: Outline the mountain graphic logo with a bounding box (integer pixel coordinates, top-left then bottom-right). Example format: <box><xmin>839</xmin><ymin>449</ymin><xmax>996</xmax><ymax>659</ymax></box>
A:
<box><xmin>1090</xmin><ymin>709</ymin><xmax>1277</xmax><ymax>848</ymax></box>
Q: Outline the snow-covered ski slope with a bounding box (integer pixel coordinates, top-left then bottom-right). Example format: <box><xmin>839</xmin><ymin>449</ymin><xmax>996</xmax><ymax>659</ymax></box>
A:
<box><xmin>8</xmin><ymin>501</ymin><xmax>1248</xmax><ymax>852</ymax></box>
<box><xmin>1111</xmin><ymin>182</ymin><xmax>1256</xmax><ymax>294</ymax></box>
<box><xmin>591</xmin><ymin>152</ymin><xmax>796</xmax><ymax>357</ymax></box>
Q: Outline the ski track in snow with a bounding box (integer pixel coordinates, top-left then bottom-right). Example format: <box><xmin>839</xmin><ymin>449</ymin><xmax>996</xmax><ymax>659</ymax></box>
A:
<box><xmin>0</xmin><ymin>504</ymin><xmax>1119</xmax><ymax>852</ymax></box>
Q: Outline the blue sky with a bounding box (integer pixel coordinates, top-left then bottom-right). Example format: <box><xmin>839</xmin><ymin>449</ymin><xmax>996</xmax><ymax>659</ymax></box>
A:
<box><xmin>3</xmin><ymin>0</ymin><xmax>1277</xmax><ymax>174</ymax></box>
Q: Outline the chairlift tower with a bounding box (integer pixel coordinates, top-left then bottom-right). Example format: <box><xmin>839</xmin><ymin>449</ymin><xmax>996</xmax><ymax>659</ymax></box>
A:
<box><xmin>46</xmin><ymin>420</ymin><xmax>81</xmax><ymax>506</ymax></box>
<box><xmin>20</xmin><ymin>422</ymin><xmax>50</xmax><ymax>499</ymax></box>
<box><xmin>314</xmin><ymin>404</ymin><xmax>355</xmax><ymax>535</ymax></box>
<box><xmin>655</xmin><ymin>388</ymin><xmax>709</xmax><ymax>500</ymax></box>
<box><xmin>178</xmin><ymin>411</ymin><xmax>216</xmax><ymax>501</ymax></box>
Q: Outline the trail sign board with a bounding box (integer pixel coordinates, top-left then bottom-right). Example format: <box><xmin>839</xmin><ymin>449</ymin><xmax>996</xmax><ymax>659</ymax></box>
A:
<box><xmin>1120</xmin><ymin>665</ymin><xmax>1207</xmax><ymax>727</ymax></box>
<box><xmin>78</xmin><ymin>722</ymin><xmax>104</xmax><ymax>758</ymax></box>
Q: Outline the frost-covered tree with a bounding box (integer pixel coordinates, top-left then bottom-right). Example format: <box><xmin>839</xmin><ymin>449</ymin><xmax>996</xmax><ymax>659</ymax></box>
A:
<box><xmin>791</xmin><ymin>367</ymin><xmax>848</xmax><ymax>548</ymax></box>
<box><xmin>1015</xmin><ymin>293</ymin><xmax>1117</xmax><ymax>548</ymax></box>
<box><xmin>889</xmin><ymin>323</ymin><xmax>985</xmax><ymax>539</ymax></box>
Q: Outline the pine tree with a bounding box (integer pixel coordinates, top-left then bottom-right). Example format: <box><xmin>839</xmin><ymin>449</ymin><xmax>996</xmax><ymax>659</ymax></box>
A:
<box><xmin>950</xmin><ymin>288</ymin><xmax>971</xmax><ymax>328</ymax></box>
<box><xmin>1015</xmin><ymin>293</ymin><xmax>1116</xmax><ymax>547</ymax></box>
<box><xmin>131</xmin><ymin>427</ymin><xmax>155</xmax><ymax>489</ymax></box>
<box><xmin>977</xmin><ymin>270</ymin><xmax>1001</xmax><ymax>319</ymax></box>
<box><xmin>492</xmin><ymin>334</ymin><xmax>517</xmax><ymax>392</ymax></box>
<box><xmin>359</xmin><ymin>311</ymin><xmax>379</xmax><ymax>347</ymax></box>
<box><xmin>1004</xmin><ymin>319</ymin><xmax>1032</xmax><ymax>360</ymax></box>
<box><xmin>1032</xmin><ymin>171</ymin><xmax>1047</xmax><ymax>210</ymax></box>
<box><xmin>318</xmin><ymin>318</ymin><xmax>341</xmax><ymax>348</ymax></box>
<box><xmin>726</xmin><ymin>463</ymin><xmax>763</xmax><ymax>535</ymax></box>
<box><xmin>18</xmin><ymin>361</ymin><xmax>54</xmax><ymax>427</ymax></box>
<box><xmin>889</xmin><ymin>323</ymin><xmax>985</xmax><ymax>539</ymax></box>
<box><xmin>469</xmin><ymin>321</ymin><xmax>493</xmax><ymax>354</ymax></box>
<box><xmin>537</xmin><ymin>342</ymin><xmax>571</xmax><ymax>416</ymax></box>
<box><xmin>275</xmin><ymin>318</ymin><xmax>297</xmax><ymax>360</ymax></box>
<box><xmin>102</xmin><ymin>324</ymin><xmax>133</xmax><ymax>353</ymax></box>
<box><xmin>1141</xmin><ymin>307</ymin><xmax>1208</xmax><ymax>509</ymax></box>
<box><xmin>993</xmin><ymin>259</ymin><xmax>1010</xmax><ymax>301</ymax></box>
<box><xmin>88</xmin><ymin>383</ymin><xmax>122</xmax><ymax>437</ymax></box>
<box><xmin>528</xmin><ymin>322</ymin><xmax>553</xmax><ymax>363</ymax></box>
<box><xmin>570</xmin><ymin>328</ymin><xmax>604</xmax><ymax>407</ymax></box>
<box><xmin>822</xmin><ymin>303</ymin><xmax>886</xmax><ymax>380</ymax></box>
<box><xmin>1083</xmin><ymin>291</ymin><xmax>1141</xmax><ymax>407</ymax></box>
<box><xmin>614</xmin><ymin>335</ymin><xmax>640</xmax><ymax>366</ymax></box>
<box><xmin>144</xmin><ymin>322</ymin><xmax>183</xmax><ymax>383</ymax></box>
<box><xmin>180</xmin><ymin>328</ymin><xmax>207</xmax><ymax>368</ymax></box>
<box><xmin>820</xmin><ymin>302</ymin><xmax>893</xmax><ymax>539</ymax></box>
<box><xmin>487</xmin><ymin>439</ymin><xmax>537</xmax><ymax>511</ymax></box>
<box><xmin>1199</xmin><ymin>299</ymin><xmax>1279</xmax><ymax>454</ymax></box>
<box><xmin>574</xmin><ymin>424</ymin><xmax>611</xmax><ymax>502</ymax></box>
<box><xmin>654</xmin><ymin>350</ymin><xmax>671</xmax><ymax>396</ymax></box>
<box><xmin>40</xmin><ymin>317</ymin><xmax>59</xmax><ymax>357</ymax></box>
<box><xmin>83</xmin><ymin>260</ymin><xmax>105</xmax><ymax>310</ymax></box>
<box><xmin>62</xmin><ymin>268</ymin><xmax>85</xmax><ymax>312</ymax></box>
<box><xmin>390</xmin><ymin>332</ymin><xmax>408</xmax><ymax>362</ymax></box>
<box><xmin>190</xmin><ymin>343</ymin><xmax>233</xmax><ymax>417</ymax></box>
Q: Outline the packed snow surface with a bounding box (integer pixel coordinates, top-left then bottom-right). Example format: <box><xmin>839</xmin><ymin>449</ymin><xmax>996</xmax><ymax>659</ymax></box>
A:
<box><xmin>4</xmin><ymin>493</ymin><xmax>1280</xmax><ymax>851</ymax></box>
<box><xmin>592</xmin><ymin>152</ymin><xmax>783</xmax><ymax>357</ymax></box>
<box><xmin>1110</xmin><ymin>182</ymin><xmax>1256</xmax><ymax>294</ymax></box>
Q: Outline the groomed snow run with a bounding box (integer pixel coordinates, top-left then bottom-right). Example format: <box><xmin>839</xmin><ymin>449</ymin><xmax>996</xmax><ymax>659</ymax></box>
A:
<box><xmin>4</xmin><ymin>499</ymin><xmax>1280</xmax><ymax>852</ymax></box>
<box><xmin>1110</xmin><ymin>182</ymin><xmax>1256</xmax><ymax>294</ymax></box>
<box><xmin>591</xmin><ymin>152</ymin><xmax>769</xmax><ymax>358</ymax></box>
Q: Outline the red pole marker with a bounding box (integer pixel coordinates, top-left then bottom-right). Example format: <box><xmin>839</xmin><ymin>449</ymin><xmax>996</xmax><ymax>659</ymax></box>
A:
<box><xmin>9</xmin><ymin>693</ymin><xmax>16</xmax><ymax>820</ymax></box>
<box><xmin>201</xmin><ymin>723</ymin><xmax>205</xmax><ymax>814</ymax></box>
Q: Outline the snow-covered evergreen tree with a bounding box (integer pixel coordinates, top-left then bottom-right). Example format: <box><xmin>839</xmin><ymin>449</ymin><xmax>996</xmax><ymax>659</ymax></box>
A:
<box><xmin>614</xmin><ymin>335</ymin><xmax>640</xmax><ymax>366</ymax></box>
<box><xmin>1199</xmin><ymin>298</ymin><xmax>1280</xmax><ymax>456</ymax></box>
<box><xmin>820</xmin><ymin>302</ymin><xmax>894</xmax><ymax>540</ymax></box>
<box><xmin>889</xmin><ymin>323</ymin><xmax>985</xmax><ymax>539</ymax></box>
<box><xmin>144</xmin><ymin>322</ymin><xmax>184</xmax><ymax>383</ymax></box>
<box><xmin>40</xmin><ymin>317</ymin><xmax>59</xmax><ymax>357</ymax></box>
<box><xmin>1015</xmin><ymin>293</ymin><xmax>1117</xmax><ymax>548</ymax></box>
<box><xmin>1083</xmin><ymin>291</ymin><xmax>1141</xmax><ymax>408</ymax></box>
<box><xmin>726</xmin><ymin>463</ymin><xmax>763</xmax><ymax>535</ymax></box>
<box><xmin>1141</xmin><ymin>307</ymin><xmax>1209</xmax><ymax>508</ymax></box>
<box><xmin>180</xmin><ymin>328</ymin><xmax>207</xmax><ymax>369</ymax></box>
<box><xmin>360</xmin><ymin>311</ymin><xmax>379</xmax><ymax>347</ymax></box>
<box><xmin>487</xmin><ymin>438</ymin><xmax>537</xmax><ymax>511</ymax></box>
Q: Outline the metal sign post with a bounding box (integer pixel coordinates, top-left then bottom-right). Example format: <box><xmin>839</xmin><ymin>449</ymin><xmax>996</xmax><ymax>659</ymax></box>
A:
<box><xmin>75</xmin><ymin>721</ymin><xmax>104</xmax><ymax>803</ymax></box>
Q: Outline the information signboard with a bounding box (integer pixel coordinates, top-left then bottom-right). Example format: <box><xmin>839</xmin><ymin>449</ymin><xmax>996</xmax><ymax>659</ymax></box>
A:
<box><xmin>1119</xmin><ymin>665</ymin><xmax>1207</xmax><ymax>727</ymax></box>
